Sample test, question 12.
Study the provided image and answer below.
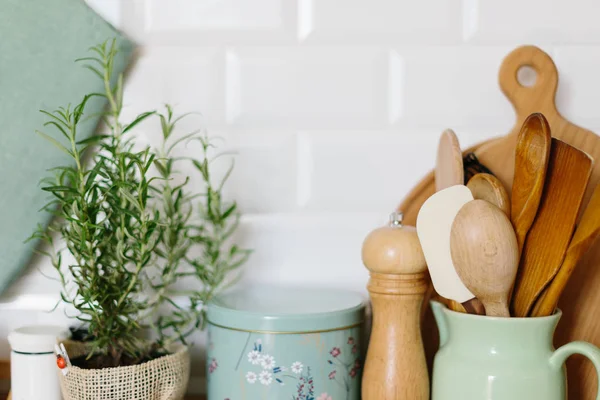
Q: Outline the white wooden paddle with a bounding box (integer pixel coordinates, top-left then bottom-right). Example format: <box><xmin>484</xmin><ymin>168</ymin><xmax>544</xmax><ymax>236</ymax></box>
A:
<box><xmin>416</xmin><ymin>185</ymin><xmax>475</xmax><ymax>303</ymax></box>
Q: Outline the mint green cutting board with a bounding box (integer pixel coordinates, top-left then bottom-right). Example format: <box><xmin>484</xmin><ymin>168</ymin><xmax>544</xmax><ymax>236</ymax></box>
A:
<box><xmin>0</xmin><ymin>0</ymin><xmax>134</xmax><ymax>294</ymax></box>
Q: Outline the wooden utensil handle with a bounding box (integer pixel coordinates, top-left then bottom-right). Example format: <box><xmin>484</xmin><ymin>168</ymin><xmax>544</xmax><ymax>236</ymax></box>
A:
<box><xmin>448</xmin><ymin>298</ymin><xmax>485</xmax><ymax>315</ymax></box>
<box><xmin>499</xmin><ymin>46</ymin><xmax>558</xmax><ymax>119</ymax></box>
<box><xmin>363</xmin><ymin>272</ymin><xmax>429</xmax><ymax>400</ymax></box>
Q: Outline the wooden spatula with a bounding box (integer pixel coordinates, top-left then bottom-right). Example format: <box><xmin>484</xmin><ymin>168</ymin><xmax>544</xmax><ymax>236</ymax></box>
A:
<box><xmin>434</xmin><ymin>130</ymin><xmax>467</xmax><ymax>311</ymax></box>
<box><xmin>451</xmin><ymin>200</ymin><xmax>519</xmax><ymax>317</ymax></box>
<box><xmin>434</xmin><ymin>131</ymin><xmax>484</xmax><ymax>314</ymax></box>
<box><xmin>511</xmin><ymin>113</ymin><xmax>551</xmax><ymax>254</ymax></box>
<box><xmin>435</xmin><ymin>129</ymin><xmax>463</xmax><ymax>191</ymax></box>
<box><xmin>511</xmin><ymin>138</ymin><xmax>593</xmax><ymax>317</ymax></box>
<box><xmin>416</xmin><ymin>185</ymin><xmax>475</xmax><ymax>304</ymax></box>
<box><xmin>531</xmin><ymin>183</ymin><xmax>600</xmax><ymax>317</ymax></box>
<box><xmin>467</xmin><ymin>173</ymin><xmax>510</xmax><ymax>216</ymax></box>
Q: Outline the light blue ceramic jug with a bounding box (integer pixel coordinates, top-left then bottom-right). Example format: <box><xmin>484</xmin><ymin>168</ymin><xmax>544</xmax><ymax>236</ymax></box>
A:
<box><xmin>431</xmin><ymin>301</ymin><xmax>600</xmax><ymax>400</ymax></box>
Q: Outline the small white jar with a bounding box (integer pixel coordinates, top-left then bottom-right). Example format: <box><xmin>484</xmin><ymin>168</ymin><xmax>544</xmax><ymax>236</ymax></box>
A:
<box><xmin>8</xmin><ymin>325</ymin><xmax>69</xmax><ymax>400</ymax></box>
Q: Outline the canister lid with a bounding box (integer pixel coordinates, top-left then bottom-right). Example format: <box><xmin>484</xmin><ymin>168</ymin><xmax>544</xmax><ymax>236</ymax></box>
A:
<box><xmin>8</xmin><ymin>325</ymin><xmax>70</xmax><ymax>353</ymax></box>
<box><xmin>207</xmin><ymin>286</ymin><xmax>366</xmax><ymax>333</ymax></box>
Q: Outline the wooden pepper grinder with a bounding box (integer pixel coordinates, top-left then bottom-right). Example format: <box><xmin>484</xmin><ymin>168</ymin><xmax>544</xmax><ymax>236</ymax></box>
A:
<box><xmin>361</xmin><ymin>212</ymin><xmax>429</xmax><ymax>400</ymax></box>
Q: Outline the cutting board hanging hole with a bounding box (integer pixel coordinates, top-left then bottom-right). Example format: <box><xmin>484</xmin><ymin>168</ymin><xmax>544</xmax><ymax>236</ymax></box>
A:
<box><xmin>517</xmin><ymin>65</ymin><xmax>537</xmax><ymax>88</ymax></box>
<box><xmin>499</xmin><ymin>46</ymin><xmax>559</xmax><ymax>117</ymax></box>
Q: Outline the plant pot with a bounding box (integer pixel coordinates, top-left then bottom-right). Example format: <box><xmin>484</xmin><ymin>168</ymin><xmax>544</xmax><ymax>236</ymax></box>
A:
<box><xmin>58</xmin><ymin>341</ymin><xmax>190</xmax><ymax>400</ymax></box>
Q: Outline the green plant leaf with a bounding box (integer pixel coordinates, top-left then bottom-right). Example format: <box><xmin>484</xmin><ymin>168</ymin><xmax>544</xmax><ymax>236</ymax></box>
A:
<box><xmin>221</xmin><ymin>203</ymin><xmax>237</xmax><ymax>220</ymax></box>
<box><xmin>167</xmin><ymin>130</ymin><xmax>201</xmax><ymax>154</ymax></box>
<box><xmin>42</xmin><ymin>121</ymin><xmax>71</xmax><ymax>141</ymax></box>
<box><xmin>81</xmin><ymin>64</ymin><xmax>104</xmax><ymax>80</ymax></box>
<box><xmin>39</xmin><ymin>110</ymin><xmax>70</xmax><ymax>128</ymax></box>
<box><xmin>35</xmin><ymin>131</ymin><xmax>74</xmax><ymax>157</ymax></box>
<box><xmin>122</xmin><ymin>111</ymin><xmax>155</xmax><ymax>134</ymax></box>
<box><xmin>76</xmin><ymin>134</ymin><xmax>109</xmax><ymax>145</ymax></box>
<box><xmin>74</xmin><ymin>56</ymin><xmax>104</xmax><ymax>66</ymax></box>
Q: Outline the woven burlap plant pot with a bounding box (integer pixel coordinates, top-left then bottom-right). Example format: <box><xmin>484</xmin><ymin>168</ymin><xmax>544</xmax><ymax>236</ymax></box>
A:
<box><xmin>58</xmin><ymin>341</ymin><xmax>190</xmax><ymax>400</ymax></box>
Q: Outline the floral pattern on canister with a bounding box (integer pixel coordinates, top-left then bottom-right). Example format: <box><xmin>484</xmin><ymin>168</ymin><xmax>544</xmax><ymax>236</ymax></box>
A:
<box><xmin>209</xmin><ymin>328</ymin><xmax>362</xmax><ymax>400</ymax></box>
<box><xmin>244</xmin><ymin>339</ymin><xmax>305</xmax><ymax>386</ymax></box>
<box><xmin>208</xmin><ymin>358</ymin><xmax>218</xmax><ymax>374</ymax></box>
<box><xmin>327</xmin><ymin>336</ymin><xmax>362</xmax><ymax>399</ymax></box>
<box><xmin>233</xmin><ymin>335</ymin><xmax>361</xmax><ymax>399</ymax></box>
<box><xmin>293</xmin><ymin>366</ymin><xmax>315</xmax><ymax>400</ymax></box>
<box><xmin>317</xmin><ymin>394</ymin><xmax>333</xmax><ymax>400</ymax></box>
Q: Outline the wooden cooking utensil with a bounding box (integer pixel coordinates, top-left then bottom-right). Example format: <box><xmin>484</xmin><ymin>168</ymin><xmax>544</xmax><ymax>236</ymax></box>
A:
<box><xmin>435</xmin><ymin>129</ymin><xmax>463</xmax><ymax>191</ymax></box>
<box><xmin>531</xmin><ymin>184</ymin><xmax>600</xmax><ymax>317</ymax></box>
<box><xmin>362</xmin><ymin>212</ymin><xmax>429</xmax><ymax>399</ymax></box>
<box><xmin>399</xmin><ymin>140</ymin><xmax>495</xmax><ymax>229</ymax></box>
<box><xmin>511</xmin><ymin>139</ymin><xmax>593</xmax><ymax>317</ymax></box>
<box><xmin>399</xmin><ymin>46</ymin><xmax>600</xmax><ymax>398</ymax></box>
<box><xmin>466</xmin><ymin>173</ymin><xmax>510</xmax><ymax>216</ymax></box>
<box><xmin>450</xmin><ymin>200</ymin><xmax>519</xmax><ymax>317</ymax></box>
<box><xmin>434</xmin><ymin>130</ymin><xmax>485</xmax><ymax>314</ymax></box>
<box><xmin>511</xmin><ymin>113</ymin><xmax>551</xmax><ymax>253</ymax></box>
<box><xmin>416</xmin><ymin>185</ymin><xmax>474</xmax><ymax>304</ymax></box>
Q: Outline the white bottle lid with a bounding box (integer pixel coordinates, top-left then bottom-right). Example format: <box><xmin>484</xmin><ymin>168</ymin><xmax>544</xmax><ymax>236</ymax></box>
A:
<box><xmin>8</xmin><ymin>325</ymin><xmax>70</xmax><ymax>354</ymax></box>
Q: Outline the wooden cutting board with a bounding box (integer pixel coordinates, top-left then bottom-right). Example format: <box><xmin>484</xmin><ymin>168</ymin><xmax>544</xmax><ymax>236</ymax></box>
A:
<box><xmin>399</xmin><ymin>45</ymin><xmax>600</xmax><ymax>399</ymax></box>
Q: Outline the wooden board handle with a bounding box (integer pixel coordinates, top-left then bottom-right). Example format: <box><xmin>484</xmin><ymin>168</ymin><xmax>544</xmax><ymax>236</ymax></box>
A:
<box><xmin>499</xmin><ymin>46</ymin><xmax>559</xmax><ymax>121</ymax></box>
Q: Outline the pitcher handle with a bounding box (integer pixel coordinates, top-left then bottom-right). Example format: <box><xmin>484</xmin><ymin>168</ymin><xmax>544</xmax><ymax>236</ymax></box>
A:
<box><xmin>549</xmin><ymin>341</ymin><xmax>600</xmax><ymax>400</ymax></box>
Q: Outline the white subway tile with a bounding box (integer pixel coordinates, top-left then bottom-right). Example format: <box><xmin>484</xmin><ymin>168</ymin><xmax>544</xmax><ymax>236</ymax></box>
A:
<box><xmin>458</xmin><ymin>128</ymin><xmax>507</xmax><ymax>151</ymax></box>
<box><xmin>464</xmin><ymin>0</ymin><xmax>600</xmax><ymax>44</ymax></box>
<box><xmin>554</xmin><ymin>47</ymin><xmax>600</xmax><ymax>129</ymax></box>
<box><xmin>299</xmin><ymin>0</ymin><xmax>462</xmax><ymax>44</ymax></box>
<box><xmin>147</xmin><ymin>0</ymin><xmax>283</xmax><ymax>31</ymax></box>
<box><xmin>225</xmin><ymin>47</ymin><xmax>389</xmax><ymax>129</ymax></box>
<box><xmin>130</xmin><ymin>126</ymin><xmax>298</xmax><ymax>213</ymax></box>
<box><xmin>395</xmin><ymin>46</ymin><xmax>516</xmax><ymax>131</ymax></box>
<box><xmin>126</xmin><ymin>0</ymin><xmax>295</xmax><ymax>45</ymax></box>
<box><xmin>221</xmin><ymin>131</ymin><xmax>298</xmax><ymax>213</ymax></box>
<box><xmin>233</xmin><ymin>213</ymin><xmax>383</xmax><ymax>291</ymax></box>
<box><xmin>121</xmin><ymin>47</ymin><xmax>225</xmax><ymax>126</ymax></box>
<box><xmin>297</xmin><ymin>130</ymin><xmax>438</xmax><ymax>212</ymax></box>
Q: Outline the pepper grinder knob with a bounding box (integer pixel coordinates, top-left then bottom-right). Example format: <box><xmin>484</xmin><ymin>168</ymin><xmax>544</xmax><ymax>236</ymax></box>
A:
<box><xmin>362</xmin><ymin>212</ymin><xmax>427</xmax><ymax>275</ymax></box>
<box><xmin>361</xmin><ymin>211</ymin><xmax>429</xmax><ymax>400</ymax></box>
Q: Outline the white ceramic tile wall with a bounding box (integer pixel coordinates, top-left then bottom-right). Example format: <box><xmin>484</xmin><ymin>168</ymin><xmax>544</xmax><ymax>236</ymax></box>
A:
<box><xmin>5</xmin><ymin>0</ymin><xmax>600</xmax><ymax>394</ymax></box>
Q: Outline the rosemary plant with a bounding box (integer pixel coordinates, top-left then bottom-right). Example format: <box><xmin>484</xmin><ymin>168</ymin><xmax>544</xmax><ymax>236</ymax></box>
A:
<box><xmin>150</xmin><ymin>106</ymin><xmax>250</xmax><ymax>348</ymax></box>
<box><xmin>31</xmin><ymin>40</ymin><xmax>249</xmax><ymax>367</ymax></box>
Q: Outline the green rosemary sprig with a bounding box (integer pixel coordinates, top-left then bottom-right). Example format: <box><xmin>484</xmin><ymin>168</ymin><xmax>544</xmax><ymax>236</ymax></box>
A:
<box><xmin>150</xmin><ymin>106</ymin><xmax>251</xmax><ymax>347</ymax></box>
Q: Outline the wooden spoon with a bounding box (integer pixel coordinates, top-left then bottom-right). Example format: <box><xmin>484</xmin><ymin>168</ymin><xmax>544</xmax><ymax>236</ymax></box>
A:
<box><xmin>531</xmin><ymin>183</ymin><xmax>600</xmax><ymax>317</ymax></box>
<box><xmin>450</xmin><ymin>200</ymin><xmax>519</xmax><ymax>317</ymax></box>
<box><xmin>466</xmin><ymin>173</ymin><xmax>510</xmax><ymax>216</ymax></box>
<box><xmin>511</xmin><ymin>113</ymin><xmax>551</xmax><ymax>254</ymax></box>
<box><xmin>435</xmin><ymin>129</ymin><xmax>463</xmax><ymax>191</ymax></box>
<box><xmin>511</xmin><ymin>138</ymin><xmax>593</xmax><ymax>317</ymax></box>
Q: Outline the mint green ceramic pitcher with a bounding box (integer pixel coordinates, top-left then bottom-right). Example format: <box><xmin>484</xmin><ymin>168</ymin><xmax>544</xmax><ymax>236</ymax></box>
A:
<box><xmin>431</xmin><ymin>301</ymin><xmax>600</xmax><ymax>400</ymax></box>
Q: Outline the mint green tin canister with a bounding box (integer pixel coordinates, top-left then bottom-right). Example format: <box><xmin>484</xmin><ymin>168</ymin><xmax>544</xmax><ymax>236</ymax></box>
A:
<box><xmin>206</xmin><ymin>286</ymin><xmax>366</xmax><ymax>400</ymax></box>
